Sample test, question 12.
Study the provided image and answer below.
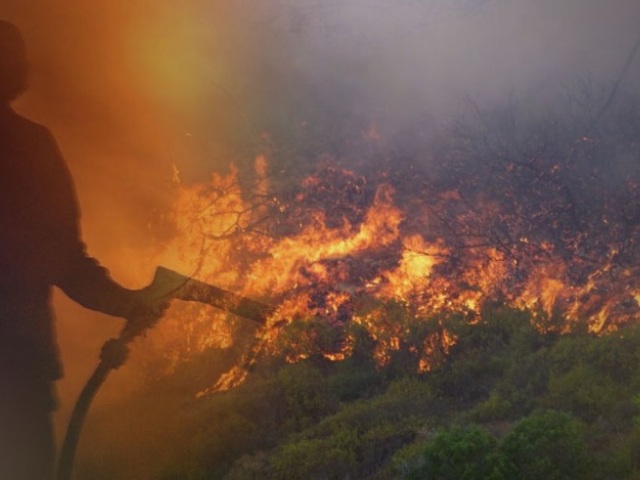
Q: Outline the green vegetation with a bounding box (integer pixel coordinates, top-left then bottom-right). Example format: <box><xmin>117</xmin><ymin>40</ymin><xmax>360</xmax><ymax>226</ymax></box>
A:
<box><xmin>76</xmin><ymin>306</ymin><xmax>640</xmax><ymax>479</ymax></box>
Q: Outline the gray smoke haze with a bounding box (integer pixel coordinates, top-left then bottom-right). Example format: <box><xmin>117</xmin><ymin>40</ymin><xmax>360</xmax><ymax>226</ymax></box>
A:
<box><xmin>1</xmin><ymin>0</ymin><xmax>640</xmax><ymax>465</ymax></box>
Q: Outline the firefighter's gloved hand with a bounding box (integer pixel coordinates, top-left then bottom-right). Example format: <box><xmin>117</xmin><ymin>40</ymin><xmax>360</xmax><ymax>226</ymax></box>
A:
<box><xmin>122</xmin><ymin>290</ymin><xmax>170</xmax><ymax>338</ymax></box>
<box><xmin>100</xmin><ymin>338</ymin><xmax>129</xmax><ymax>369</ymax></box>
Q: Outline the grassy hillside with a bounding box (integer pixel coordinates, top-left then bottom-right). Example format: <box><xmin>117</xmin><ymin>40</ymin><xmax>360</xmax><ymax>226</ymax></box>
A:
<box><xmin>75</xmin><ymin>306</ymin><xmax>640</xmax><ymax>479</ymax></box>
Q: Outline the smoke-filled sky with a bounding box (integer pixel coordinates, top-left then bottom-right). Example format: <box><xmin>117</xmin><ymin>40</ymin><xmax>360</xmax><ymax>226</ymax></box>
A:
<box><xmin>1</xmin><ymin>0</ymin><xmax>640</xmax><ymax>441</ymax></box>
<box><xmin>2</xmin><ymin>1</ymin><xmax>639</xmax><ymax>183</ymax></box>
<box><xmin>3</xmin><ymin>0</ymin><xmax>640</xmax><ymax>206</ymax></box>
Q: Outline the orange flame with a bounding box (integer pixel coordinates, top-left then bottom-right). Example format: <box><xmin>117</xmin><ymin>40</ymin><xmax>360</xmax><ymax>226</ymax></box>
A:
<box><xmin>140</xmin><ymin>157</ymin><xmax>640</xmax><ymax>391</ymax></box>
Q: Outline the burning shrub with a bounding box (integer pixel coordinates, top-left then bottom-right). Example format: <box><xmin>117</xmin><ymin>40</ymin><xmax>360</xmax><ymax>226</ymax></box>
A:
<box><xmin>137</xmin><ymin>84</ymin><xmax>640</xmax><ymax>396</ymax></box>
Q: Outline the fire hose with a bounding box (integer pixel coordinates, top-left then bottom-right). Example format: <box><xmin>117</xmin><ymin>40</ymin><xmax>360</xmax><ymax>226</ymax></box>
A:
<box><xmin>55</xmin><ymin>266</ymin><xmax>275</xmax><ymax>480</ymax></box>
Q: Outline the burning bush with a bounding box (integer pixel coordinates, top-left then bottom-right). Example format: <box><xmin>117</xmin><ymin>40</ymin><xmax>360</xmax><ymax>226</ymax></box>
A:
<box><xmin>136</xmin><ymin>84</ymin><xmax>640</xmax><ymax>395</ymax></box>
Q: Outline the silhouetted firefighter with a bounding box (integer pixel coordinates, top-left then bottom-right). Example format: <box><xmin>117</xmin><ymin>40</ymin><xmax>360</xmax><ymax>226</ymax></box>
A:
<box><xmin>0</xmin><ymin>20</ymin><xmax>165</xmax><ymax>480</ymax></box>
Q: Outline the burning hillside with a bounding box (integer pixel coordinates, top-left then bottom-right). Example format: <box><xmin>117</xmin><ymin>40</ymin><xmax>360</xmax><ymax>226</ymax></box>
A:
<box><xmin>139</xmin><ymin>93</ymin><xmax>640</xmax><ymax>392</ymax></box>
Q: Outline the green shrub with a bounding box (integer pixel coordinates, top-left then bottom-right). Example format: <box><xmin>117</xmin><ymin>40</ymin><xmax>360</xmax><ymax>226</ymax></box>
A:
<box><xmin>501</xmin><ymin>409</ymin><xmax>589</xmax><ymax>480</ymax></box>
<box><xmin>407</xmin><ymin>424</ymin><xmax>505</xmax><ymax>480</ymax></box>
